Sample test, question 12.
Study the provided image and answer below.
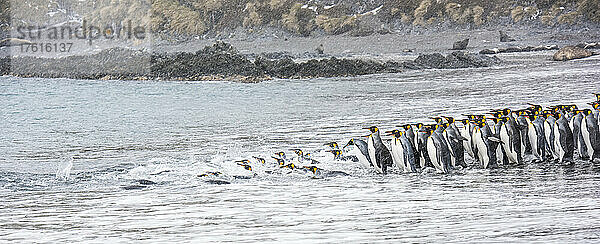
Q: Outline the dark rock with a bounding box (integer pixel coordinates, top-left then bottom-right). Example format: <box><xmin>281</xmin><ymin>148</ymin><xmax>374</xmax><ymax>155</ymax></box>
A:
<box><xmin>479</xmin><ymin>48</ymin><xmax>500</xmax><ymax>54</ymax></box>
<box><xmin>204</xmin><ymin>179</ymin><xmax>231</xmax><ymax>185</ymax></box>
<box><xmin>0</xmin><ymin>57</ymin><xmax>9</xmax><ymax>75</ymax></box>
<box><xmin>503</xmin><ymin>47</ymin><xmax>522</xmax><ymax>53</ymax></box>
<box><xmin>136</xmin><ymin>179</ymin><xmax>157</xmax><ymax>185</ymax></box>
<box><xmin>122</xmin><ymin>185</ymin><xmax>147</xmax><ymax>190</ymax></box>
<box><xmin>415</xmin><ymin>51</ymin><xmax>501</xmax><ymax>69</ymax></box>
<box><xmin>499</xmin><ymin>31</ymin><xmax>516</xmax><ymax>42</ymax></box>
<box><xmin>451</xmin><ymin>38</ymin><xmax>469</xmax><ymax>50</ymax></box>
<box><xmin>553</xmin><ymin>46</ymin><xmax>593</xmax><ymax>61</ymax></box>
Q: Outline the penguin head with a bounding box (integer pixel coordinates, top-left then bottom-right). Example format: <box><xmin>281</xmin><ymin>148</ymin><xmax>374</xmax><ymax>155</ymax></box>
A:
<box><xmin>583</xmin><ymin>109</ymin><xmax>592</xmax><ymax>115</ymax></box>
<box><xmin>364</xmin><ymin>126</ymin><xmax>379</xmax><ymax>133</ymax></box>
<box><xmin>528</xmin><ymin>103</ymin><xmax>543</xmax><ymax>112</ymax></box>
<box><xmin>431</xmin><ymin>117</ymin><xmax>443</xmax><ymax>124</ymax></box>
<box><xmin>595</xmin><ymin>93</ymin><xmax>600</xmax><ymax>102</ymax></box>
<box><xmin>590</xmin><ymin>102</ymin><xmax>600</xmax><ymax>110</ymax></box>
<box><xmin>280</xmin><ymin>163</ymin><xmax>295</xmax><ymax>169</ymax></box>
<box><xmin>324</xmin><ymin>142</ymin><xmax>339</xmax><ymax>149</ymax></box>
<box><xmin>235</xmin><ymin>159</ymin><xmax>251</xmax><ymax>164</ymax></box>
<box><xmin>400</xmin><ymin>124</ymin><xmax>412</xmax><ymax>130</ymax></box>
<box><xmin>385</xmin><ymin>129</ymin><xmax>402</xmax><ymax>138</ymax></box>
<box><xmin>415</xmin><ymin>123</ymin><xmax>424</xmax><ymax>129</ymax></box>
<box><xmin>459</xmin><ymin>119</ymin><xmax>469</xmax><ymax>125</ymax></box>
<box><xmin>236</xmin><ymin>162</ymin><xmax>252</xmax><ymax>171</ymax></box>
<box><xmin>489</xmin><ymin>111</ymin><xmax>503</xmax><ymax>118</ymax></box>
<box><xmin>252</xmin><ymin>156</ymin><xmax>266</xmax><ymax>164</ymax></box>
<box><xmin>292</xmin><ymin>149</ymin><xmax>303</xmax><ymax>156</ymax></box>
<box><xmin>303</xmin><ymin>166</ymin><xmax>319</xmax><ymax>174</ymax></box>
<box><xmin>274</xmin><ymin>152</ymin><xmax>286</xmax><ymax>159</ymax></box>
<box><xmin>271</xmin><ymin>156</ymin><xmax>285</xmax><ymax>165</ymax></box>
<box><xmin>490</xmin><ymin>117</ymin><xmax>501</xmax><ymax>124</ymax></box>
<box><xmin>326</xmin><ymin>149</ymin><xmax>342</xmax><ymax>157</ymax></box>
<box><xmin>344</xmin><ymin>139</ymin><xmax>355</xmax><ymax>149</ymax></box>
<box><xmin>442</xmin><ymin>116</ymin><xmax>455</xmax><ymax>123</ymax></box>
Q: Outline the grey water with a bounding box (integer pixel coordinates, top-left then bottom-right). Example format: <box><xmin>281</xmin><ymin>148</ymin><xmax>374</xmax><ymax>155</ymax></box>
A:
<box><xmin>1</xmin><ymin>53</ymin><xmax>600</xmax><ymax>242</ymax></box>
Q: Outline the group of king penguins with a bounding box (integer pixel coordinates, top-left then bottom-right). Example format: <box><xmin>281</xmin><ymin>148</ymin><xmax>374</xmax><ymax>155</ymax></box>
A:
<box><xmin>347</xmin><ymin>94</ymin><xmax>600</xmax><ymax>174</ymax></box>
<box><xmin>201</xmin><ymin>94</ymin><xmax>600</xmax><ymax>177</ymax></box>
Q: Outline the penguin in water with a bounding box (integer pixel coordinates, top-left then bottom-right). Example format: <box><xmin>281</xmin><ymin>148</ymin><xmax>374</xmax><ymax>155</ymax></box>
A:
<box><xmin>324</xmin><ymin>142</ymin><xmax>340</xmax><ymax>150</ymax></box>
<box><xmin>526</xmin><ymin>114</ymin><xmax>547</xmax><ymax>162</ymax></box>
<box><xmin>515</xmin><ymin>110</ymin><xmax>532</xmax><ymax>156</ymax></box>
<box><xmin>543</xmin><ymin>112</ymin><xmax>558</xmax><ymax>160</ymax></box>
<box><xmin>581</xmin><ymin>109</ymin><xmax>600</xmax><ymax>161</ymax></box>
<box><xmin>497</xmin><ymin>108</ymin><xmax>523</xmax><ymax>165</ymax></box>
<box><xmin>343</xmin><ymin>138</ymin><xmax>372</xmax><ymax>169</ymax></box>
<box><xmin>427</xmin><ymin>124</ymin><xmax>452</xmax><ymax>173</ymax></box>
<box><xmin>292</xmin><ymin>149</ymin><xmax>320</xmax><ymax>164</ymax></box>
<box><xmin>431</xmin><ymin>120</ymin><xmax>454</xmax><ymax>169</ymax></box>
<box><xmin>386</xmin><ymin>129</ymin><xmax>417</xmax><ymax>173</ymax></box>
<box><xmin>489</xmin><ymin>117</ymin><xmax>509</xmax><ymax>165</ymax></box>
<box><xmin>364</xmin><ymin>126</ymin><xmax>393</xmax><ymax>174</ymax></box>
<box><xmin>399</xmin><ymin>124</ymin><xmax>420</xmax><ymax>163</ymax></box>
<box><xmin>570</xmin><ymin>110</ymin><xmax>588</xmax><ymax>159</ymax></box>
<box><xmin>553</xmin><ymin>112</ymin><xmax>575</xmax><ymax>164</ymax></box>
<box><xmin>441</xmin><ymin>116</ymin><xmax>467</xmax><ymax>168</ymax></box>
<box><xmin>458</xmin><ymin>119</ymin><xmax>476</xmax><ymax>160</ymax></box>
<box><xmin>415</xmin><ymin>123</ymin><xmax>433</xmax><ymax>169</ymax></box>
<box><xmin>472</xmin><ymin>120</ymin><xmax>500</xmax><ymax>169</ymax></box>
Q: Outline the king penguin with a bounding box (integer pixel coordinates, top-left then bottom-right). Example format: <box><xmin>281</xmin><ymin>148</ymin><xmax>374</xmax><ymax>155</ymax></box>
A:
<box><xmin>427</xmin><ymin>124</ymin><xmax>452</xmax><ymax>173</ymax></box>
<box><xmin>581</xmin><ymin>109</ymin><xmax>600</xmax><ymax>161</ymax></box>
<box><xmin>472</xmin><ymin>121</ymin><xmax>500</xmax><ymax>169</ymax></box>
<box><xmin>365</xmin><ymin>126</ymin><xmax>392</xmax><ymax>174</ymax></box>
<box><xmin>553</xmin><ymin>112</ymin><xmax>575</xmax><ymax>163</ymax></box>
<box><xmin>442</xmin><ymin>116</ymin><xmax>467</xmax><ymax>168</ymax></box>
<box><xmin>527</xmin><ymin>115</ymin><xmax>547</xmax><ymax>162</ymax></box>
<box><xmin>387</xmin><ymin>129</ymin><xmax>417</xmax><ymax>173</ymax></box>
<box><xmin>343</xmin><ymin>138</ymin><xmax>373</xmax><ymax>169</ymax></box>
<box><xmin>498</xmin><ymin>109</ymin><xmax>523</xmax><ymax>165</ymax></box>
<box><xmin>416</xmin><ymin>123</ymin><xmax>433</xmax><ymax>169</ymax></box>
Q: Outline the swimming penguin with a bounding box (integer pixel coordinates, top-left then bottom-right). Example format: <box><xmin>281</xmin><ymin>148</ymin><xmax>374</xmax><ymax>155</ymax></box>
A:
<box><xmin>497</xmin><ymin>109</ymin><xmax>523</xmax><ymax>165</ymax></box>
<box><xmin>365</xmin><ymin>126</ymin><xmax>393</xmax><ymax>174</ymax></box>
<box><xmin>343</xmin><ymin>138</ymin><xmax>373</xmax><ymax>168</ymax></box>
<box><xmin>324</xmin><ymin>142</ymin><xmax>340</xmax><ymax>150</ymax></box>
<box><xmin>553</xmin><ymin>112</ymin><xmax>575</xmax><ymax>163</ymax></box>
<box><xmin>292</xmin><ymin>149</ymin><xmax>321</xmax><ymax>164</ymax></box>
<box><xmin>386</xmin><ymin>129</ymin><xmax>417</xmax><ymax>173</ymax></box>
<box><xmin>527</xmin><ymin>115</ymin><xmax>547</xmax><ymax>162</ymax></box>
<box><xmin>415</xmin><ymin>123</ymin><xmax>433</xmax><ymax>169</ymax></box>
<box><xmin>581</xmin><ymin>109</ymin><xmax>600</xmax><ymax>161</ymax></box>
<box><xmin>472</xmin><ymin>121</ymin><xmax>500</xmax><ymax>169</ymax></box>
<box><xmin>427</xmin><ymin>124</ymin><xmax>452</xmax><ymax>173</ymax></box>
<box><xmin>442</xmin><ymin>116</ymin><xmax>467</xmax><ymax>168</ymax></box>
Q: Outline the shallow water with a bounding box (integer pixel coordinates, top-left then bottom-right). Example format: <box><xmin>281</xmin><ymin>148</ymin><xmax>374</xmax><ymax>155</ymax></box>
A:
<box><xmin>1</xmin><ymin>53</ymin><xmax>600</xmax><ymax>242</ymax></box>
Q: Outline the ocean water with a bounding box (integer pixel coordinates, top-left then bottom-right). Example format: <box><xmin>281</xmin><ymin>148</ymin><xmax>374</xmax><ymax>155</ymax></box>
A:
<box><xmin>1</xmin><ymin>53</ymin><xmax>600</xmax><ymax>242</ymax></box>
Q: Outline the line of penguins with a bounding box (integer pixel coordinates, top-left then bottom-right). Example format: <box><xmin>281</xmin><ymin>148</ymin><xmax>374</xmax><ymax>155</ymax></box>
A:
<box><xmin>200</xmin><ymin>94</ymin><xmax>600</xmax><ymax>177</ymax></box>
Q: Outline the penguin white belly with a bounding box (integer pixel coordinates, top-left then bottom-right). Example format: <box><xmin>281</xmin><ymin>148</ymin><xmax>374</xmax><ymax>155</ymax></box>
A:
<box><xmin>461</xmin><ymin>126</ymin><xmax>475</xmax><ymax>159</ymax></box>
<box><xmin>500</xmin><ymin>125</ymin><xmax>518</xmax><ymax>164</ymax></box>
<box><xmin>553</xmin><ymin>123</ymin><xmax>565</xmax><ymax>163</ymax></box>
<box><xmin>427</xmin><ymin>137</ymin><xmax>443</xmax><ymax>173</ymax></box>
<box><xmin>351</xmin><ymin>147</ymin><xmax>371</xmax><ymax>169</ymax></box>
<box><xmin>367</xmin><ymin>135</ymin><xmax>383</xmax><ymax>174</ymax></box>
<box><xmin>528</xmin><ymin>122</ymin><xmax>541</xmax><ymax>161</ymax></box>
<box><xmin>544</xmin><ymin>121</ymin><xmax>557</xmax><ymax>159</ymax></box>
<box><xmin>473</xmin><ymin>128</ymin><xmax>489</xmax><ymax>168</ymax></box>
<box><xmin>390</xmin><ymin>138</ymin><xmax>405</xmax><ymax>172</ymax></box>
<box><xmin>581</xmin><ymin>118</ymin><xmax>594</xmax><ymax>159</ymax></box>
